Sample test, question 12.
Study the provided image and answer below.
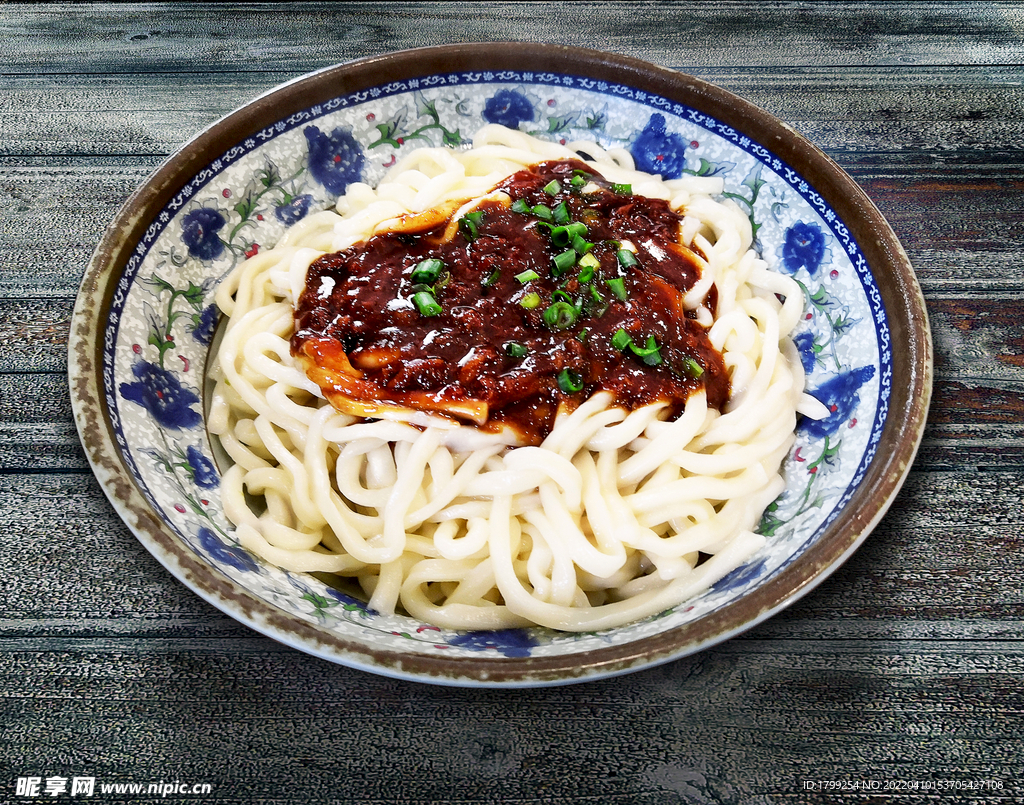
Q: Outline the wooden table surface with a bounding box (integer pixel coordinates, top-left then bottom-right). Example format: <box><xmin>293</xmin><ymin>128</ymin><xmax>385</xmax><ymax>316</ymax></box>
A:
<box><xmin>2</xmin><ymin>3</ymin><xmax>1022</xmax><ymax>802</ymax></box>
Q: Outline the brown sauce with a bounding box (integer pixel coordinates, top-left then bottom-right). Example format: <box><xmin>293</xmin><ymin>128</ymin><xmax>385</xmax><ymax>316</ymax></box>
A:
<box><xmin>292</xmin><ymin>158</ymin><xmax>729</xmax><ymax>444</ymax></box>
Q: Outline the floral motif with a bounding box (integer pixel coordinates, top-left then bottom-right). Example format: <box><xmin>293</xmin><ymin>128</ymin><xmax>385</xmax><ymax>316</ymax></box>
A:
<box><xmin>367</xmin><ymin>94</ymin><xmax>465</xmax><ymax>151</ymax></box>
<box><xmin>793</xmin><ymin>330</ymin><xmax>819</xmax><ymax>374</ymax></box>
<box><xmin>185</xmin><ymin>444</ymin><xmax>218</xmax><ymax>488</ymax></box>
<box><xmin>304</xmin><ymin>125</ymin><xmax>364</xmax><ymax>194</ymax></box>
<box><xmin>781</xmin><ymin>221</ymin><xmax>827</xmax><ymax>276</ymax></box>
<box><xmin>274</xmin><ymin>193</ymin><xmax>313</xmax><ymax>226</ymax></box>
<box><xmin>482</xmin><ymin>89</ymin><xmax>535</xmax><ymax>128</ymax></box>
<box><xmin>191</xmin><ymin>304</ymin><xmax>218</xmax><ymax>346</ymax></box>
<box><xmin>197</xmin><ymin>527</ymin><xmax>258</xmax><ymax>573</ymax></box>
<box><xmin>448</xmin><ymin>628</ymin><xmax>538</xmax><ymax>658</ymax></box>
<box><xmin>630</xmin><ymin>113</ymin><xmax>688</xmax><ymax>179</ymax></box>
<box><xmin>800</xmin><ymin>365</ymin><xmax>877</xmax><ymax>439</ymax></box>
<box><xmin>325</xmin><ymin>587</ymin><xmax>378</xmax><ymax>616</ymax></box>
<box><xmin>710</xmin><ymin>557</ymin><xmax>768</xmax><ymax>594</ymax></box>
<box><xmin>180</xmin><ymin>208</ymin><xmax>226</xmax><ymax>261</ymax></box>
<box><xmin>119</xmin><ymin>360</ymin><xmax>202</xmax><ymax>430</ymax></box>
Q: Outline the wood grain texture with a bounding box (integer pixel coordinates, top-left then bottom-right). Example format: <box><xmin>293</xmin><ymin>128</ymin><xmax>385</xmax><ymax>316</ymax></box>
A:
<box><xmin>3</xmin><ymin>2</ymin><xmax>1024</xmax><ymax>72</ymax></box>
<box><xmin>3</xmin><ymin>2</ymin><xmax>1024</xmax><ymax>801</ymax></box>
<box><xmin>1</xmin><ymin>640</ymin><xmax>1022</xmax><ymax>803</ymax></box>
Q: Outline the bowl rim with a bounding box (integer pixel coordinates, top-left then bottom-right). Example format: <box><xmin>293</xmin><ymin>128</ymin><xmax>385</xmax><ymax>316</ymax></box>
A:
<box><xmin>67</xmin><ymin>42</ymin><xmax>932</xmax><ymax>687</ymax></box>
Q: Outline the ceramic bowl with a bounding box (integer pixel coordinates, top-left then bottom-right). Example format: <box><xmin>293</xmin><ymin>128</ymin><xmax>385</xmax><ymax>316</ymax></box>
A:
<box><xmin>68</xmin><ymin>43</ymin><xmax>931</xmax><ymax>686</ymax></box>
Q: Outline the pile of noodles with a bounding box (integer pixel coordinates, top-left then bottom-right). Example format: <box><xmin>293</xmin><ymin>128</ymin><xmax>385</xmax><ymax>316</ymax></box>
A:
<box><xmin>206</xmin><ymin>124</ymin><xmax>824</xmax><ymax>631</ymax></box>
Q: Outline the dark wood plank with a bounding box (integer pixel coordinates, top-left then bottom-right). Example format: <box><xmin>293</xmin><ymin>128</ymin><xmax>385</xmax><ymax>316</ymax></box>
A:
<box><xmin>3</xmin><ymin>2</ymin><xmax>1023</xmax><ymax>74</ymax></box>
<box><xmin>0</xmin><ymin>472</ymin><xmax>250</xmax><ymax>637</ymax></box>
<box><xmin>1</xmin><ymin>638</ymin><xmax>1022</xmax><ymax>802</ymax></box>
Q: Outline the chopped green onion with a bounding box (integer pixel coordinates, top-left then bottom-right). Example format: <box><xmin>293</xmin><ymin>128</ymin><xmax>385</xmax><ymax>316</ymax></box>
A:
<box><xmin>410</xmin><ymin>257</ymin><xmax>444</xmax><ymax>284</ymax></box>
<box><xmin>586</xmin><ymin>284</ymin><xmax>608</xmax><ymax>318</ymax></box>
<box><xmin>519</xmin><ymin>292</ymin><xmax>541</xmax><ymax>309</ymax></box>
<box><xmin>611</xmin><ymin>329</ymin><xmax>661</xmax><ymax>365</ymax></box>
<box><xmin>566</xmin><ymin>221</ymin><xmax>588</xmax><ymax>238</ymax></box>
<box><xmin>532</xmin><ymin>204</ymin><xmax>553</xmax><ymax>222</ymax></box>
<box><xmin>552</xmin><ymin>200</ymin><xmax>570</xmax><ymax>224</ymax></box>
<box><xmin>631</xmin><ymin>335</ymin><xmax>662</xmax><ymax>366</ymax></box>
<box><xmin>549</xmin><ymin>225</ymin><xmax>570</xmax><ymax>249</ymax></box>
<box><xmin>683</xmin><ymin>357</ymin><xmax>704</xmax><ymax>378</ymax></box>
<box><xmin>571</xmin><ymin>234</ymin><xmax>593</xmax><ymax>254</ymax></box>
<box><xmin>612</xmin><ymin>183</ymin><xmax>632</xmax><ymax>195</ymax></box>
<box><xmin>576</xmin><ymin>328</ymin><xmax>589</xmax><ymax>342</ymax></box>
<box><xmin>617</xmin><ymin>248</ymin><xmax>639</xmax><ymax>268</ymax></box>
<box><xmin>605</xmin><ymin>277</ymin><xmax>627</xmax><ymax>301</ymax></box>
<box><xmin>459</xmin><ymin>210</ymin><xmax>485</xmax><ymax>241</ymax></box>
<box><xmin>505</xmin><ymin>341</ymin><xmax>528</xmax><ymax>359</ymax></box>
<box><xmin>511</xmin><ymin>198</ymin><xmax>531</xmax><ymax>214</ymax></box>
<box><xmin>552</xmin><ymin>249</ymin><xmax>577</xmax><ymax>276</ymax></box>
<box><xmin>515</xmin><ymin>269</ymin><xmax>540</xmax><ymax>284</ymax></box>
<box><xmin>557</xmin><ymin>368</ymin><xmax>584</xmax><ymax>393</ymax></box>
<box><xmin>577</xmin><ymin>265</ymin><xmax>595</xmax><ymax>283</ymax></box>
<box><xmin>551</xmin><ymin>290</ymin><xmax>575</xmax><ymax>306</ymax></box>
<box><xmin>612</xmin><ymin>328</ymin><xmax>633</xmax><ymax>351</ymax></box>
<box><xmin>412</xmin><ymin>291</ymin><xmax>442</xmax><ymax>317</ymax></box>
<box><xmin>577</xmin><ymin>252</ymin><xmax>599</xmax><ymax>274</ymax></box>
<box><xmin>570</xmin><ymin>173</ymin><xmax>587</xmax><ymax>188</ymax></box>
<box><xmin>543</xmin><ymin>301</ymin><xmax>578</xmax><ymax>330</ymax></box>
<box><xmin>482</xmin><ymin>268</ymin><xmax>501</xmax><ymax>287</ymax></box>
<box><xmin>543</xmin><ymin>179</ymin><xmax>561</xmax><ymax>195</ymax></box>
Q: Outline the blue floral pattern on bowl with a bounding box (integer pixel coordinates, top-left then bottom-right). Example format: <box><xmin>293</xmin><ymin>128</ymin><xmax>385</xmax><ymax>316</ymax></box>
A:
<box><xmin>100</xmin><ymin>68</ymin><xmax>892</xmax><ymax>672</ymax></box>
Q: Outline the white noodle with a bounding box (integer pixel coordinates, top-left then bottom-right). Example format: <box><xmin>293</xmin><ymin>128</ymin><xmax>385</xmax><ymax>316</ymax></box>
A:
<box><xmin>207</xmin><ymin>124</ymin><xmax>820</xmax><ymax>631</ymax></box>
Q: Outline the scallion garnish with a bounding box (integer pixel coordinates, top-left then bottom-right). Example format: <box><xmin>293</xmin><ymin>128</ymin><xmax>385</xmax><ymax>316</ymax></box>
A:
<box><xmin>577</xmin><ymin>252</ymin><xmax>599</xmax><ymax>275</ymax></box>
<box><xmin>557</xmin><ymin>368</ymin><xmax>584</xmax><ymax>393</ymax></box>
<box><xmin>532</xmin><ymin>204</ymin><xmax>553</xmax><ymax>222</ymax></box>
<box><xmin>576</xmin><ymin>328</ymin><xmax>589</xmax><ymax>342</ymax></box>
<box><xmin>570</xmin><ymin>173</ymin><xmax>587</xmax><ymax>188</ymax></box>
<box><xmin>519</xmin><ymin>292</ymin><xmax>541</xmax><ymax>309</ymax></box>
<box><xmin>571</xmin><ymin>234</ymin><xmax>593</xmax><ymax>254</ymax></box>
<box><xmin>543</xmin><ymin>301</ymin><xmax>578</xmax><ymax>330</ymax></box>
<box><xmin>515</xmin><ymin>269</ymin><xmax>540</xmax><ymax>284</ymax></box>
<box><xmin>482</xmin><ymin>268</ymin><xmax>501</xmax><ymax>287</ymax></box>
<box><xmin>617</xmin><ymin>248</ymin><xmax>638</xmax><ymax>268</ymax></box>
<box><xmin>543</xmin><ymin>179</ymin><xmax>561</xmax><ymax>195</ymax></box>
<box><xmin>631</xmin><ymin>335</ymin><xmax>662</xmax><ymax>366</ymax></box>
<box><xmin>552</xmin><ymin>200</ymin><xmax>570</xmax><ymax>225</ymax></box>
<box><xmin>552</xmin><ymin>249</ymin><xmax>577</xmax><ymax>276</ymax></box>
<box><xmin>511</xmin><ymin>198</ymin><xmax>531</xmax><ymax>214</ymax></box>
<box><xmin>605</xmin><ymin>277</ymin><xmax>627</xmax><ymax>301</ymax></box>
<box><xmin>412</xmin><ymin>291</ymin><xmax>442</xmax><ymax>317</ymax></box>
<box><xmin>549</xmin><ymin>225</ymin><xmax>570</xmax><ymax>249</ymax></box>
<box><xmin>410</xmin><ymin>257</ymin><xmax>444</xmax><ymax>284</ymax></box>
<box><xmin>612</xmin><ymin>183</ymin><xmax>632</xmax><ymax>195</ymax></box>
<box><xmin>683</xmin><ymin>357</ymin><xmax>704</xmax><ymax>378</ymax></box>
<box><xmin>505</xmin><ymin>341</ymin><xmax>528</xmax><ymax>359</ymax></box>
<box><xmin>612</xmin><ymin>328</ymin><xmax>633</xmax><ymax>351</ymax></box>
<box><xmin>459</xmin><ymin>210</ymin><xmax>485</xmax><ymax>241</ymax></box>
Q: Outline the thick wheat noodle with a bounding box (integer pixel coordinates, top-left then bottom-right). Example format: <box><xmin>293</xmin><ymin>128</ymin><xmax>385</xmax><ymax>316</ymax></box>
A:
<box><xmin>206</xmin><ymin>124</ymin><xmax>825</xmax><ymax>631</ymax></box>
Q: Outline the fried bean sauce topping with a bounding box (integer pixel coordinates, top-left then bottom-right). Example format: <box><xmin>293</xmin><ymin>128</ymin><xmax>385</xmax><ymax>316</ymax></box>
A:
<box><xmin>292</xmin><ymin>159</ymin><xmax>729</xmax><ymax>443</ymax></box>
